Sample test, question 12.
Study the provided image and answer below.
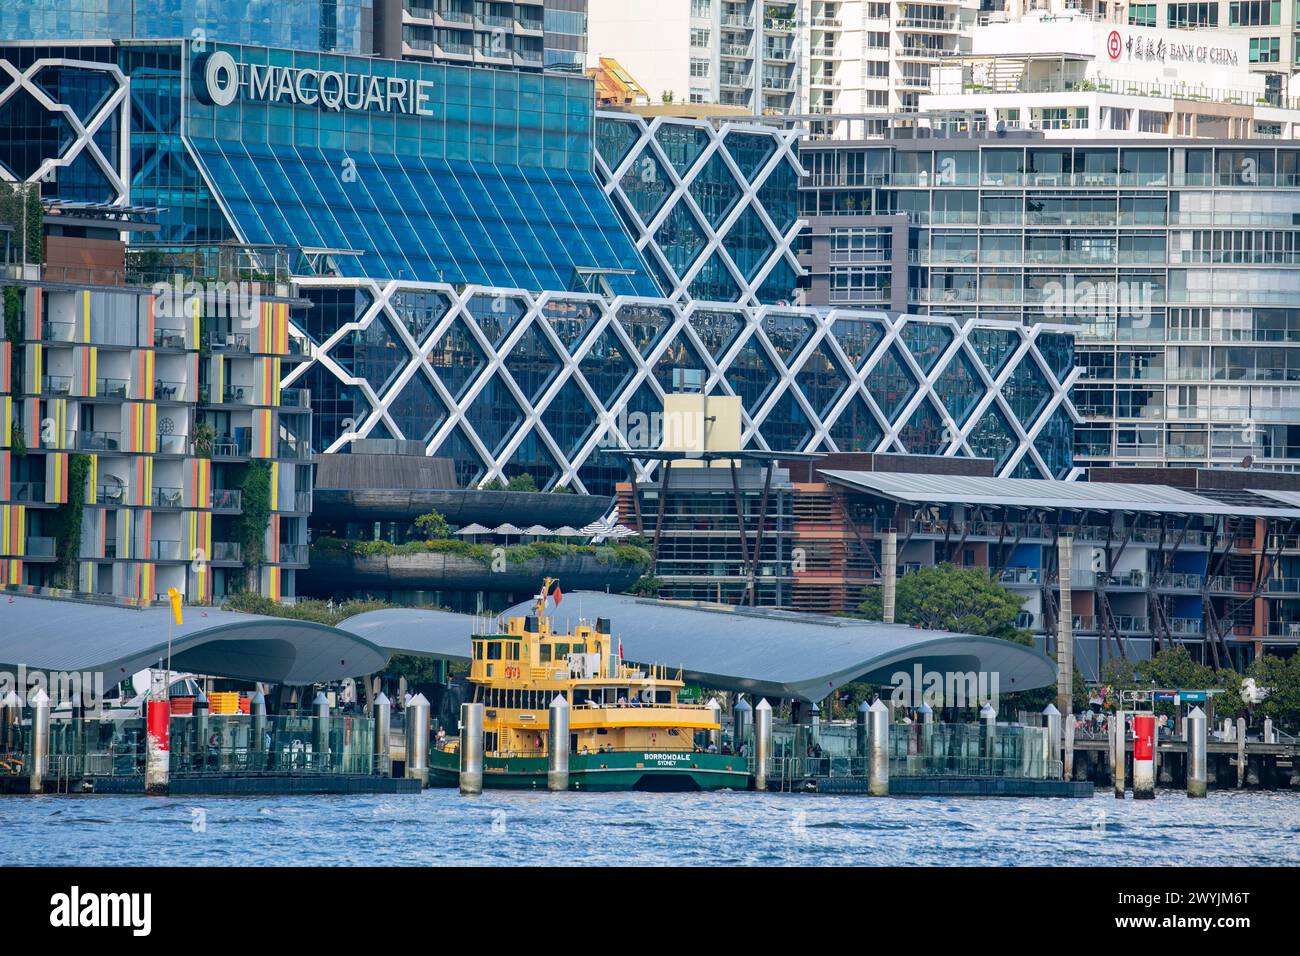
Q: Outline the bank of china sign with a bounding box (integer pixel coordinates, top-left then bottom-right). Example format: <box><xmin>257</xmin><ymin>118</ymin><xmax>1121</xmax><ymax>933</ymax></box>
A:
<box><xmin>1105</xmin><ymin>29</ymin><xmax>1238</xmax><ymax>66</ymax></box>
<box><xmin>196</xmin><ymin>50</ymin><xmax>439</xmax><ymax>115</ymax></box>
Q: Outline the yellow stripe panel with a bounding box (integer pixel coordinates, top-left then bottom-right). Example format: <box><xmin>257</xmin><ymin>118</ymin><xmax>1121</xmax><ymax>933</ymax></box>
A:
<box><xmin>46</xmin><ymin>452</ymin><xmax>67</xmax><ymax>504</ymax></box>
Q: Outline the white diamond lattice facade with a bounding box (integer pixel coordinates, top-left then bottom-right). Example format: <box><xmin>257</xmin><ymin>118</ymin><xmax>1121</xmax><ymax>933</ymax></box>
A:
<box><xmin>288</xmin><ymin>279</ymin><xmax>1083</xmax><ymax>496</ymax></box>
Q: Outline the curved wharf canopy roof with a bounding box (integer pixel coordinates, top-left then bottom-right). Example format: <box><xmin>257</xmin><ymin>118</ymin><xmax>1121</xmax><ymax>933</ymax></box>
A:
<box><xmin>0</xmin><ymin>595</ymin><xmax>387</xmax><ymax>686</ymax></box>
<box><xmin>340</xmin><ymin>593</ymin><xmax>1055</xmax><ymax>703</ymax></box>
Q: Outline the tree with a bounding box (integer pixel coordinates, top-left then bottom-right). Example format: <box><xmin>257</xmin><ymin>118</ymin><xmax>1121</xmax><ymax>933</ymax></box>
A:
<box><xmin>505</xmin><ymin>473</ymin><xmax>537</xmax><ymax>492</ymax></box>
<box><xmin>236</xmin><ymin>461</ymin><xmax>272</xmax><ymax>591</ymax></box>
<box><xmin>857</xmin><ymin>563</ymin><xmax>1087</xmax><ymax>713</ymax></box>
<box><xmin>858</xmin><ymin>563</ymin><xmax>1025</xmax><ymax>639</ymax></box>
<box><xmin>1247</xmin><ymin>653</ymin><xmax>1300</xmax><ymax>732</ymax></box>
<box><xmin>413</xmin><ymin>508</ymin><xmax>451</xmax><ymax>540</ymax></box>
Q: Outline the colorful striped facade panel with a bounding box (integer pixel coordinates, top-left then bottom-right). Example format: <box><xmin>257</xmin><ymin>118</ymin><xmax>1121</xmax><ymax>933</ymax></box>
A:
<box><xmin>252</xmin><ymin>408</ymin><xmax>275</xmax><ymax>458</ymax></box>
<box><xmin>1</xmin><ymin>503</ymin><xmax>26</xmax><ymax>557</ymax></box>
<box><xmin>186</xmin><ymin>457</ymin><xmax>211</xmax><ymax>509</ymax></box>
<box><xmin>125</xmin><ymin>402</ymin><xmax>157</xmax><ymax>453</ymax></box>
<box><xmin>44</xmin><ymin>451</ymin><xmax>68</xmax><ymax>504</ymax></box>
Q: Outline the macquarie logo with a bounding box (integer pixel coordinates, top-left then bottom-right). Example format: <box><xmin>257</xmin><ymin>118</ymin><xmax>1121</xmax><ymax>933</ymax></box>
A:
<box><xmin>49</xmin><ymin>887</ymin><xmax>151</xmax><ymax>937</ymax></box>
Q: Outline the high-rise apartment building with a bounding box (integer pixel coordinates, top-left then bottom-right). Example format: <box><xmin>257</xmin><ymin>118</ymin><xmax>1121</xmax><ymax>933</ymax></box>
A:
<box><xmin>374</xmin><ymin>0</ymin><xmax>588</xmax><ymax>71</ymax></box>
<box><xmin>800</xmin><ymin>0</ymin><xmax>980</xmax><ymax>124</ymax></box>
<box><xmin>0</xmin><ymin>201</ymin><xmax>313</xmax><ymax>605</ymax></box>
<box><xmin>587</xmin><ymin>0</ymin><xmax>801</xmax><ymax>114</ymax></box>
<box><xmin>795</xmin><ymin>131</ymin><xmax>1300</xmax><ymax>475</ymax></box>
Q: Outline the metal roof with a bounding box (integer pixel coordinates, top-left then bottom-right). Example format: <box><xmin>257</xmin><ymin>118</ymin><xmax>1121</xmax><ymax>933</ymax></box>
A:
<box><xmin>339</xmin><ymin>593</ymin><xmax>1056</xmax><ymax>703</ymax></box>
<box><xmin>1251</xmin><ymin>488</ymin><xmax>1300</xmax><ymax>510</ymax></box>
<box><xmin>820</xmin><ymin>471</ymin><xmax>1300</xmax><ymax>518</ymax></box>
<box><xmin>0</xmin><ymin>595</ymin><xmax>387</xmax><ymax>685</ymax></box>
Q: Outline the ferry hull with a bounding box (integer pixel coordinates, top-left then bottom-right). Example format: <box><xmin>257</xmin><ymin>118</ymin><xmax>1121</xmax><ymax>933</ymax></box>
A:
<box><xmin>428</xmin><ymin>748</ymin><xmax>748</xmax><ymax>792</ymax></box>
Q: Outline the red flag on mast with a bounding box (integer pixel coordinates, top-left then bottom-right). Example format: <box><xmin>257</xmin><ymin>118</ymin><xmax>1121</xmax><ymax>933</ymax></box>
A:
<box><xmin>551</xmin><ymin>583</ymin><xmax>563</xmax><ymax>606</ymax></box>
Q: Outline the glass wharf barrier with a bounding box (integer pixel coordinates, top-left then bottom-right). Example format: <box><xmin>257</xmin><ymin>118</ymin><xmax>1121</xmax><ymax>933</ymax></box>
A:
<box><xmin>1</xmin><ymin>714</ymin><xmax>377</xmax><ymax>781</ymax></box>
<box><xmin>756</xmin><ymin>721</ymin><xmax>1062</xmax><ymax>784</ymax></box>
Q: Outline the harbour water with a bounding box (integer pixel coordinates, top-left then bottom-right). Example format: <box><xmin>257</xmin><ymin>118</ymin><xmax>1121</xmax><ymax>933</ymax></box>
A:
<box><xmin>6</xmin><ymin>790</ymin><xmax>1299</xmax><ymax>866</ymax></box>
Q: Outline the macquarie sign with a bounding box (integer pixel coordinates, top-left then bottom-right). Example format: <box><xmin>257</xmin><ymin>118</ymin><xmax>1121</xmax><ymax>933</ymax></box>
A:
<box><xmin>194</xmin><ymin>49</ymin><xmax>440</xmax><ymax>116</ymax></box>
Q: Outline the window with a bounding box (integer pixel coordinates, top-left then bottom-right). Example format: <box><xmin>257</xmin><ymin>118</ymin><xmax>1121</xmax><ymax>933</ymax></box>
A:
<box><xmin>1168</xmin><ymin>2</ymin><xmax>1218</xmax><ymax>26</ymax></box>
<box><xmin>691</xmin><ymin>28</ymin><xmax>711</xmax><ymax>48</ymax></box>
<box><xmin>1230</xmin><ymin>1</ymin><xmax>1280</xmax><ymax>25</ymax></box>
<box><xmin>866</xmin><ymin>31</ymin><xmax>888</xmax><ymax>49</ymax></box>
<box><xmin>1129</xmin><ymin>4</ymin><xmax>1157</xmax><ymax>25</ymax></box>
<box><xmin>1250</xmin><ymin>36</ymin><xmax>1280</xmax><ymax>62</ymax></box>
<box><xmin>690</xmin><ymin>57</ymin><xmax>710</xmax><ymax>78</ymax></box>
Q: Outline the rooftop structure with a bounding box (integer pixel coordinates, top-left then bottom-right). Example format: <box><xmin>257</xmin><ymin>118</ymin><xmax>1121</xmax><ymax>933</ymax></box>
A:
<box><xmin>621</xmin><ymin>458</ymin><xmax>1300</xmax><ymax>671</ymax></box>
<box><xmin>923</xmin><ymin>12</ymin><xmax>1300</xmax><ymax>137</ymax></box>
<box><xmin>342</xmin><ymin>592</ymin><xmax>1057</xmax><ymax>700</ymax></box>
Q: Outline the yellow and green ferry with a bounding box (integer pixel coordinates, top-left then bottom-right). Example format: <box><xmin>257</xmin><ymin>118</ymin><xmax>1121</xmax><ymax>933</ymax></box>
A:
<box><xmin>429</xmin><ymin>580</ymin><xmax>748</xmax><ymax>791</ymax></box>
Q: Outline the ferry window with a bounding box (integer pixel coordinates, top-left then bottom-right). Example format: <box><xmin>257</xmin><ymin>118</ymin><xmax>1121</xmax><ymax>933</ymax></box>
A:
<box><xmin>540</xmin><ymin>645</ymin><xmax>551</xmax><ymax>663</ymax></box>
<box><xmin>473</xmin><ymin>641</ymin><xmax>484</xmax><ymax>660</ymax></box>
<box><xmin>506</xmin><ymin>642</ymin><xmax>520</xmax><ymax>661</ymax></box>
<box><xmin>571</xmin><ymin>643</ymin><xmax>585</xmax><ymax>654</ymax></box>
<box><xmin>486</xmin><ymin>641</ymin><xmax>502</xmax><ymax>660</ymax></box>
<box><xmin>555</xmin><ymin>643</ymin><xmax>569</xmax><ymax>657</ymax></box>
<box><xmin>573</xmin><ymin>688</ymin><xmax>589</xmax><ymax>706</ymax></box>
<box><xmin>655</xmin><ymin>691</ymin><xmax>671</xmax><ymax>704</ymax></box>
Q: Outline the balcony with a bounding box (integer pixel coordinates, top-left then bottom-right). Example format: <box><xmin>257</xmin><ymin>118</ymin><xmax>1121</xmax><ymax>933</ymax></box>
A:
<box><xmin>210</xmin><ymin>435</ymin><xmax>252</xmax><ymax>459</ymax></box>
<box><xmin>158</xmin><ymin>434</ymin><xmax>188</xmax><ymax>456</ymax></box>
<box><xmin>26</xmin><ymin>536</ymin><xmax>56</xmax><ymax>558</ymax></box>
<box><xmin>278</xmin><ymin>437</ymin><xmax>312</xmax><ymax>460</ymax></box>
<box><xmin>96</xmin><ymin>482</ymin><xmax>127</xmax><ymax>505</ymax></box>
<box><xmin>78</xmin><ymin>430</ymin><xmax>121</xmax><ymax>452</ymax></box>
<box><xmin>40</xmin><ymin>321</ymin><xmax>76</xmax><ymax>343</ymax></box>
<box><xmin>153</xmin><ymin>328</ymin><xmax>187</xmax><ymax>350</ymax></box>
<box><xmin>210</xmin><ymin>541</ymin><xmax>242</xmax><ymax>563</ymax></box>
<box><xmin>279</xmin><ymin>543</ymin><xmax>310</xmax><ymax>565</ymax></box>
<box><xmin>95</xmin><ymin>377</ymin><xmax>128</xmax><ymax>398</ymax></box>
<box><xmin>207</xmin><ymin>331</ymin><xmax>250</xmax><ymax>353</ymax></box>
<box><xmin>41</xmin><ymin>374</ymin><xmax>72</xmax><ymax>395</ymax></box>
<box><xmin>9</xmin><ymin>481</ymin><xmax>45</xmax><ymax>502</ymax></box>
<box><xmin>211</xmin><ymin>488</ymin><xmax>242</xmax><ymax>511</ymax></box>
<box><xmin>155</xmin><ymin>379</ymin><xmax>185</xmax><ymax>402</ymax></box>
<box><xmin>150</xmin><ymin>539</ymin><xmax>182</xmax><ymax>561</ymax></box>
<box><xmin>152</xmin><ymin>486</ymin><xmax>184</xmax><ymax>509</ymax></box>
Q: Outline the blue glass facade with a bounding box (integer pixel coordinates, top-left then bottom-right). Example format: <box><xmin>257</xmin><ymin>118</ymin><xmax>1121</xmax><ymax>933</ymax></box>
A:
<box><xmin>183</xmin><ymin>43</ymin><xmax>654</xmax><ymax>293</ymax></box>
<box><xmin>0</xmin><ymin>39</ymin><xmax>658</xmax><ymax>295</ymax></box>
<box><xmin>0</xmin><ymin>1</ymin><xmax>373</xmax><ymax>54</ymax></box>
